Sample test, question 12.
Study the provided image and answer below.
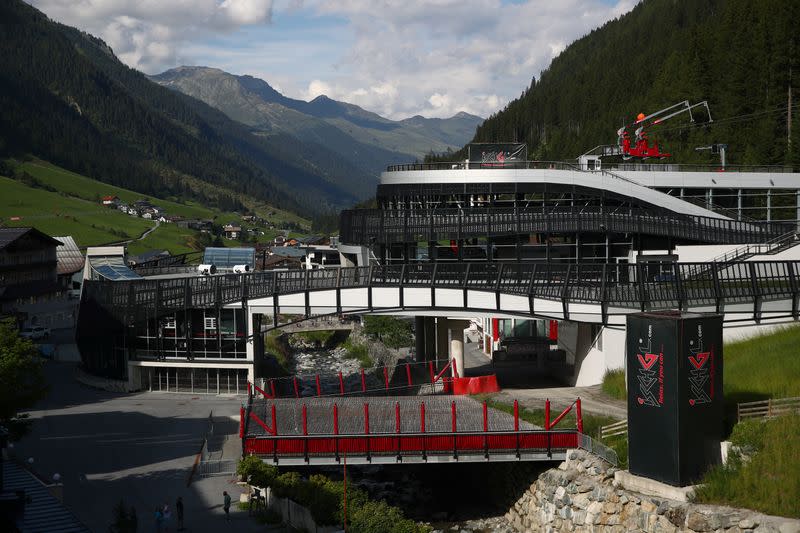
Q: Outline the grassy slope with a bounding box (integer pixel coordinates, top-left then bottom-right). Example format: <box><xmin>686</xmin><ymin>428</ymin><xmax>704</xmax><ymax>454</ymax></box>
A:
<box><xmin>0</xmin><ymin>175</ymin><xmax>154</xmax><ymax>246</ymax></box>
<box><xmin>600</xmin><ymin>325</ymin><xmax>800</xmax><ymax>404</ymax></box>
<box><xmin>2</xmin><ymin>159</ymin><xmax>313</xmax><ymax>253</ymax></box>
<box><xmin>14</xmin><ymin>159</ymin><xmax>214</xmax><ymax>219</ymax></box>
<box><xmin>723</xmin><ymin>325</ymin><xmax>800</xmax><ymax>404</ymax></box>
<box><xmin>696</xmin><ymin>415</ymin><xmax>800</xmax><ymax>518</ymax></box>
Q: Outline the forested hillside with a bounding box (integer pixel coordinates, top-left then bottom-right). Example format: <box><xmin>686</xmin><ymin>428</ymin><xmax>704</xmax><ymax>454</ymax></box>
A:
<box><xmin>0</xmin><ymin>0</ymin><xmax>374</xmax><ymax>216</ymax></box>
<box><xmin>449</xmin><ymin>0</ymin><xmax>799</xmax><ymax>166</ymax></box>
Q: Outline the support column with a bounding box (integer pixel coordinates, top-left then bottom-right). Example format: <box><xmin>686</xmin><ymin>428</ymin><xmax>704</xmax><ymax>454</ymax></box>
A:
<box><xmin>415</xmin><ymin>316</ymin><xmax>426</xmax><ymax>362</ymax></box>
<box><xmin>448</xmin><ymin>319</ymin><xmax>471</xmax><ymax>378</ymax></box>
<box><xmin>737</xmin><ymin>189</ymin><xmax>743</xmax><ymax>221</ymax></box>
<box><xmin>424</xmin><ymin>317</ymin><xmax>437</xmax><ymax>362</ymax></box>
<box><xmin>767</xmin><ymin>189</ymin><xmax>772</xmax><ymax>222</ymax></box>
<box><xmin>796</xmin><ymin>190</ymin><xmax>800</xmax><ymax>232</ymax></box>
<box><xmin>436</xmin><ymin>317</ymin><xmax>449</xmax><ymax>364</ymax></box>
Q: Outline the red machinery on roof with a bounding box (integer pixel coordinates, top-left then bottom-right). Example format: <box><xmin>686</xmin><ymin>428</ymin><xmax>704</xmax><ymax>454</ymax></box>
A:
<box><xmin>617</xmin><ymin>100</ymin><xmax>713</xmax><ymax>159</ymax></box>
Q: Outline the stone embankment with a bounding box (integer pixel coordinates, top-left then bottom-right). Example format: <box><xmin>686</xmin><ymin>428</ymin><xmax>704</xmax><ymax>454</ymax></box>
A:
<box><xmin>504</xmin><ymin>450</ymin><xmax>800</xmax><ymax>533</ymax></box>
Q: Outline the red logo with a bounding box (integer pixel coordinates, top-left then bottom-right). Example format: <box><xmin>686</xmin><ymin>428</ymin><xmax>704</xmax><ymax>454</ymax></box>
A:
<box><xmin>637</xmin><ymin>353</ymin><xmax>658</xmax><ymax>371</ymax></box>
<box><xmin>689</xmin><ymin>352</ymin><xmax>709</xmax><ymax>370</ymax></box>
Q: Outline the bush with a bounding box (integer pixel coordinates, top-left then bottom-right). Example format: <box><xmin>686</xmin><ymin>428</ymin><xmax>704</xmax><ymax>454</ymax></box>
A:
<box><xmin>236</xmin><ymin>457</ymin><xmax>430</xmax><ymax>531</ymax></box>
<box><xmin>237</xmin><ymin>455</ymin><xmax>278</xmax><ymax>488</ymax></box>
<box><xmin>342</xmin><ymin>339</ymin><xmax>372</xmax><ymax>368</ymax></box>
<box><xmin>363</xmin><ymin>316</ymin><xmax>413</xmax><ymax>348</ymax></box>
<box><xmin>601</xmin><ymin>369</ymin><xmax>626</xmax><ymax>401</ymax></box>
<box><xmin>271</xmin><ymin>471</ymin><xmax>302</xmax><ymax>499</ymax></box>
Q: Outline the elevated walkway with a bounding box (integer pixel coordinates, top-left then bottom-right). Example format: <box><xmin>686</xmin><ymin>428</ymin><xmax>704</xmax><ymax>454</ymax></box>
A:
<box><xmin>80</xmin><ymin>260</ymin><xmax>800</xmax><ymax>328</ymax></box>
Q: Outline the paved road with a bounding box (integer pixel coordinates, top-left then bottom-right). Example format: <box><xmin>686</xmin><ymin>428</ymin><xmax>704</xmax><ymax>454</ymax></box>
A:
<box><xmin>15</xmin><ymin>362</ymin><xmax>287</xmax><ymax>533</ymax></box>
<box><xmin>462</xmin><ymin>331</ymin><xmax>627</xmax><ymax>420</ymax></box>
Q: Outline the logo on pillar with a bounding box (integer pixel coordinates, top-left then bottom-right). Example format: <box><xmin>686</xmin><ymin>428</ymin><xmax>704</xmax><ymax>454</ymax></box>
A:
<box><xmin>636</xmin><ymin>325</ymin><xmax>664</xmax><ymax>407</ymax></box>
<box><xmin>688</xmin><ymin>325</ymin><xmax>714</xmax><ymax>406</ymax></box>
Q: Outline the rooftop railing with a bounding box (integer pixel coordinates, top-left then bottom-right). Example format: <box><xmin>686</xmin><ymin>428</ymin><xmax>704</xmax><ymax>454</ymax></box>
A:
<box><xmin>386</xmin><ymin>160</ymin><xmax>796</xmax><ymax>173</ymax></box>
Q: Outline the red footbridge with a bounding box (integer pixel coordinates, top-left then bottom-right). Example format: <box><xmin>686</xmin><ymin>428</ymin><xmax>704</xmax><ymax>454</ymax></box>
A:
<box><xmin>240</xmin><ymin>369</ymin><xmax>586</xmax><ymax>465</ymax></box>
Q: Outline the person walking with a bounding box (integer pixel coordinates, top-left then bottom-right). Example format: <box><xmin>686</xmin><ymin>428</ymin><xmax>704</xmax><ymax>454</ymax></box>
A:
<box><xmin>162</xmin><ymin>503</ymin><xmax>172</xmax><ymax>532</ymax></box>
<box><xmin>175</xmin><ymin>497</ymin><xmax>184</xmax><ymax>531</ymax></box>
<box><xmin>223</xmin><ymin>491</ymin><xmax>231</xmax><ymax>522</ymax></box>
<box><xmin>154</xmin><ymin>506</ymin><xmax>164</xmax><ymax>533</ymax></box>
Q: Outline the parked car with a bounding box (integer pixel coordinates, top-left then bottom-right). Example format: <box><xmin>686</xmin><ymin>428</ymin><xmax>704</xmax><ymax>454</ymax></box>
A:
<box><xmin>20</xmin><ymin>326</ymin><xmax>50</xmax><ymax>340</ymax></box>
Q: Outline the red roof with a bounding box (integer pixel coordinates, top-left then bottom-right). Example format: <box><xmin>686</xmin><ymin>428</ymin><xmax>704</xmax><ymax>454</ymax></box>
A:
<box><xmin>102</xmin><ymin>195</ymin><xmax>118</xmax><ymax>201</ymax></box>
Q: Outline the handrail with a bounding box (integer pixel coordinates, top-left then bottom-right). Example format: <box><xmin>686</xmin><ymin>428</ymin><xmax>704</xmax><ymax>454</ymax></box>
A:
<box><xmin>79</xmin><ymin>259</ymin><xmax>800</xmax><ymax>326</ymax></box>
<box><xmin>685</xmin><ymin>231</ymin><xmax>799</xmax><ymax>280</ymax></box>
<box><xmin>386</xmin><ymin>160</ymin><xmax>796</xmax><ymax>174</ymax></box>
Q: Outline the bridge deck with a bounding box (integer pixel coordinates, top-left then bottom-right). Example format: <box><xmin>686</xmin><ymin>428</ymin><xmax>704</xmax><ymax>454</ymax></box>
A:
<box><xmin>248</xmin><ymin>396</ymin><xmax>537</xmax><ymax>436</ymax></box>
<box><xmin>243</xmin><ymin>396</ymin><xmax>578</xmax><ymax>465</ymax></box>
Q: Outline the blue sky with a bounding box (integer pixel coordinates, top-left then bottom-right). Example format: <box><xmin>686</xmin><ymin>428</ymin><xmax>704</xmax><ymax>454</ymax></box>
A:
<box><xmin>30</xmin><ymin>0</ymin><xmax>637</xmax><ymax>120</ymax></box>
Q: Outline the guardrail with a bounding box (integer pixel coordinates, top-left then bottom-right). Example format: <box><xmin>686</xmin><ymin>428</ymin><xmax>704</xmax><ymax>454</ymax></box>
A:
<box><xmin>386</xmin><ymin>161</ymin><xmax>796</xmax><ymax>174</ymax></box>
<box><xmin>80</xmin><ymin>259</ymin><xmax>800</xmax><ymax>326</ymax></box>
<box><xmin>737</xmin><ymin>397</ymin><xmax>800</xmax><ymax>422</ymax></box>
<box><xmin>578</xmin><ymin>433</ymin><xmax>619</xmax><ymax>466</ymax></box>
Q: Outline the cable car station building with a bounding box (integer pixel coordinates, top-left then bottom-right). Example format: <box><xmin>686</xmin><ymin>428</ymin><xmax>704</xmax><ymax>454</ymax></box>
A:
<box><xmin>76</xmin><ymin>143</ymin><xmax>800</xmax><ymax>392</ymax></box>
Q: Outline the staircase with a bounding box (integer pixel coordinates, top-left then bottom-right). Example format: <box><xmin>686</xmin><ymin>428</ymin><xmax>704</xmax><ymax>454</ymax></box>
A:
<box><xmin>685</xmin><ymin>231</ymin><xmax>800</xmax><ymax>280</ymax></box>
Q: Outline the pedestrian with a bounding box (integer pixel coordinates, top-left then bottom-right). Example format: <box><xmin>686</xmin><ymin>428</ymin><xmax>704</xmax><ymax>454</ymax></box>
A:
<box><xmin>223</xmin><ymin>491</ymin><xmax>231</xmax><ymax>521</ymax></box>
<box><xmin>162</xmin><ymin>503</ymin><xmax>172</xmax><ymax>531</ymax></box>
<box><xmin>175</xmin><ymin>496</ymin><xmax>184</xmax><ymax>531</ymax></box>
<box><xmin>154</xmin><ymin>506</ymin><xmax>164</xmax><ymax>533</ymax></box>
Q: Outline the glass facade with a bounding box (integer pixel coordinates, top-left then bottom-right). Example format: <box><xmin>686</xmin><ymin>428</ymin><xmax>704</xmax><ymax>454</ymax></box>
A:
<box><xmin>133</xmin><ymin>308</ymin><xmax>247</xmax><ymax>360</ymax></box>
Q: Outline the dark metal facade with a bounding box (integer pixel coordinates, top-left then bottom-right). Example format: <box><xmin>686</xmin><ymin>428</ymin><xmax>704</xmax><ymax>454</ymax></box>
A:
<box><xmin>339</xmin><ymin>206</ymin><xmax>790</xmax><ymax>247</ymax></box>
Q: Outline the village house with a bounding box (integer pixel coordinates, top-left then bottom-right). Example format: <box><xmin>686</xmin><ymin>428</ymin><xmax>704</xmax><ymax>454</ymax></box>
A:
<box><xmin>101</xmin><ymin>195</ymin><xmax>120</xmax><ymax>206</ymax></box>
<box><xmin>223</xmin><ymin>224</ymin><xmax>241</xmax><ymax>239</ymax></box>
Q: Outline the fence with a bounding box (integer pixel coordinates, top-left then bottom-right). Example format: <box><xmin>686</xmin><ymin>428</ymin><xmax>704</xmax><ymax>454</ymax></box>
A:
<box><xmin>578</xmin><ymin>433</ymin><xmax>619</xmax><ymax>466</ymax></box>
<box><xmin>249</xmin><ymin>358</ymin><xmax>458</xmax><ymax>400</ymax></box>
<box><xmin>599</xmin><ymin>419</ymin><xmax>628</xmax><ymax>439</ymax></box>
<box><xmin>737</xmin><ymin>397</ymin><xmax>800</xmax><ymax>422</ymax></box>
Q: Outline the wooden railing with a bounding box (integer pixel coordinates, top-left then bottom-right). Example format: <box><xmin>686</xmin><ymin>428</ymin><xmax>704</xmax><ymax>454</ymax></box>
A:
<box><xmin>599</xmin><ymin>419</ymin><xmax>627</xmax><ymax>439</ymax></box>
<box><xmin>737</xmin><ymin>397</ymin><xmax>800</xmax><ymax>422</ymax></box>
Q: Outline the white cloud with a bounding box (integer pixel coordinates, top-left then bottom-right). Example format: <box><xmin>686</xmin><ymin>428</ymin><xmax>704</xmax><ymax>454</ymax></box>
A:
<box><xmin>30</xmin><ymin>0</ymin><xmax>637</xmax><ymax>119</ymax></box>
<box><xmin>294</xmin><ymin>0</ymin><xmax>637</xmax><ymax>118</ymax></box>
<box><xmin>30</xmin><ymin>0</ymin><xmax>274</xmax><ymax>72</ymax></box>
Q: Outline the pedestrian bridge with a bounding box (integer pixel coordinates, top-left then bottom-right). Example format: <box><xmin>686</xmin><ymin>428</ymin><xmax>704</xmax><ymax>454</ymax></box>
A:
<box><xmin>83</xmin><ymin>260</ymin><xmax>800</xmax><ymax>326</ymax></box>
<box><xmin>240</xmin><ymin>395</ymin><xmax>586</xmax><ymax>466</ymax></box>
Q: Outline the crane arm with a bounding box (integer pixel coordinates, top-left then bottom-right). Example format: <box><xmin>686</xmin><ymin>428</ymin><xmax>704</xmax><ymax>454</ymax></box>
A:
<box><xmin>652</xmin><ymin>100</ymin><xmax>713</xmax><ymax>125</ymax></box>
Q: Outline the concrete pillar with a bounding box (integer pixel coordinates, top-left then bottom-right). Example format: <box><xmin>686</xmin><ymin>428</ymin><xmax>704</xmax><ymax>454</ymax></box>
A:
<box><xmin>767</xmin><ymin>189</ymin><xmax>772</xmax><ymax>222</ymax></box>
<box><xmin>448</xmin><ymin>320</ymin><xmax>471</xmax><ymax>377</ymax></box>
<box><xmin>737</xmin><ymin>189</ymin><xmax>743</xmax><ymax>221</ymax></box>
<box><xmin>415</xmin><ymin>316</ymin><xmax>426</xmax><ymax>362</ymax></box>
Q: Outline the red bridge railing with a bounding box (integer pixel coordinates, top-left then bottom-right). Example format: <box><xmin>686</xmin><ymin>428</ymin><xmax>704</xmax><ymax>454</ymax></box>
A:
<box><xmin>247</xmin><ymin>358</ymin><xmax>460</xmax><ymax>400</ymax></box>
<box><xmin>242</xmin><ymin>397</ymin><xmax>583</xmax><ymax>463</ymax></box>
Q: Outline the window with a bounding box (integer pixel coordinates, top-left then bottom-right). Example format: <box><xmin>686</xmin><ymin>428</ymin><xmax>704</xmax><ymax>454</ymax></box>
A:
<box><xmin>204</xmin><ymin>317</ymin><xmax>217</xmax><ymax>331</ymax></box>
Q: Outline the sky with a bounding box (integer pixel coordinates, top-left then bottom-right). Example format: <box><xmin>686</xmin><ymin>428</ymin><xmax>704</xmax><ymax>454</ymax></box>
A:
<box><xmin>30</xmin><ymin>0</ymin><xmax>637</xmax><ymax>120</ymax></box>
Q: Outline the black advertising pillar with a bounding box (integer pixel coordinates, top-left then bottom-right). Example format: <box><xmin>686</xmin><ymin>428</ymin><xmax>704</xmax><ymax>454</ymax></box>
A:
<box><xmin>626</xmin><ymin>312</ymin><xmax>724</xmax><ymax>486</ymax></box>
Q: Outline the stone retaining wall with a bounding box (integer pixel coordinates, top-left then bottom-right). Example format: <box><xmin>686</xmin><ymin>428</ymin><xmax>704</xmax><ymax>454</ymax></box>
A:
<box><xmin>504</xmin><ymin>450</ymin><xmax>800</xmax><ymax>533</ymax></box>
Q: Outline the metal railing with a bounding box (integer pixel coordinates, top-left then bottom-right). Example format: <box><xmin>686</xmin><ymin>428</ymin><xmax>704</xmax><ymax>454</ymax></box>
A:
<box><xmin>685</xmin><ymin>231</ymin><xmax>799</xmax><ymax>280</ymax></box>
<box><xmin>578</xmin><ymin>433</ymin><xmax>619</xmax><ymax>466</ymax></box>
<box><xmin>80</xmin><ymin>259</ymin><xmax>800</xmax><ymax>325</ymax></box>
<box><xmin>386</xmin><ymin>160</ymin><xmax>796</xmax><ymax>174</ymax></box>
<box><xmin>339</xmin><ymin>206</ymin><xmax>790</xmax><ymax>246</ymax></box>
